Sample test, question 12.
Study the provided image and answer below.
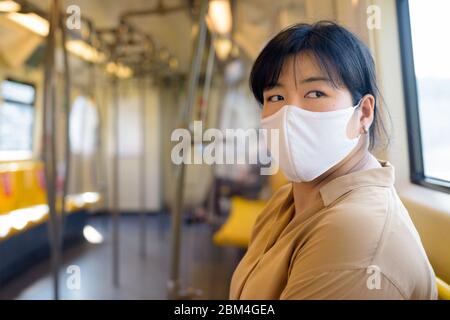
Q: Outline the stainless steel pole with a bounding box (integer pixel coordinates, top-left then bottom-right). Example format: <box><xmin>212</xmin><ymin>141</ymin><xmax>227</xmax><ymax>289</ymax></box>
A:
<box><xmin>59</xmin><ymin>4</ymin><xmax>71</xmax><ymax>254</ymax></box>
<box><xmin>201</xmin><ymin>34</ymin><xmax>216</xmax><ymax>223</ymax></box>
<box><xmin>99</xmin><ymin>74</ymin><xmax>109</xmax><ymax>230</ymax></box>
<box><xmin>78</xmin><ymin>96</ymin><xmax>88</xmax><ymax>192</ymax></box>
<box><xmin>139</xmin><ymin>76</ymin><xmax>147</xmax><ymax>259</ymax></box>
<box><xmin>90</xmin><ymin>65</ymin><xmax>103</xmax><ymax>200</ymax></box>
<box><xmin>167</xmin><ymin>0</ymin><xmax>208</xmax><ymax>300</ymax></box>
<box><xmin>200</xmin><ymin>35</ymin><xmax>216</xmax><ymax>125</ymax></box>
<box><xmin>42</xmin><ymin>0</ymin><xmax>61</xmax><ymax>300</ymax></box>
<box><xmin>112</xmin><ymin>78</ymin><xmax>120</xmax><ymax>287</ymax></box>
<box><xmin>200</xmin><ymin>36</ymin><xmax>217</xmax><ymax>224</ymax></box>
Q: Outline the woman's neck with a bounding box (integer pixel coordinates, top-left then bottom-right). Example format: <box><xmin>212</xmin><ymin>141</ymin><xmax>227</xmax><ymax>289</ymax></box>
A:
<box><xmin>292</xmin><ymin>135</ymin><xmax>380</xmax><ymax>214</ymax></box>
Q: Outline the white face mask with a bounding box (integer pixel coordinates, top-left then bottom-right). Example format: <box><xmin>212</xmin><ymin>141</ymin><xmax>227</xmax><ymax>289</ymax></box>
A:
<box><xmin>261</xmin><ymin>102</ymin><xmax>361</xmax><ymax>182</ymax></box>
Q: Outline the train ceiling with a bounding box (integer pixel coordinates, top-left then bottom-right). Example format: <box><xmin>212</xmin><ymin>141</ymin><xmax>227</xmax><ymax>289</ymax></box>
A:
<box><xmin>0</xmin><ymin>0</ymin><xmax>331</xmax><ymax>75</ymax></box>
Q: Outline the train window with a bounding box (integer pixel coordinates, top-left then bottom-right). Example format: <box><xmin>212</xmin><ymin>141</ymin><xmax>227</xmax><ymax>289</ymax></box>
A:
<box><xmin>397</xmin><ymin>0</ymin><xmax>450</xmax><ymax>193</ymax></box>
<box><xmin>0</xmin><ymin>79</ymin><xmax>36</xmax><ymax>160</ymax></box>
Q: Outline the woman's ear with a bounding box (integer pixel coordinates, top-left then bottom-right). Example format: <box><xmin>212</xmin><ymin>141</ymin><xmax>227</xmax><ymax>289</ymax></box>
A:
<box><xmin>359</xmin><ymin>95</ymin><xmax>375</xmax><ymax>135</ymax></box>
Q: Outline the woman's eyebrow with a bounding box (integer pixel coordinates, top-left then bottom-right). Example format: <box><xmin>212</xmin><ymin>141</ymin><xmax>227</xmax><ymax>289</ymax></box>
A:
<box><xmin>264</xmin><ymin>76</ymin><xmax>332</xmax><ymax>92</ymax></box>
<box><xmin>264</xmin><ymin>82</ymin><xmax>285</xmax><ymax>91</ymax></box>
<box><xmin>300</xmin><ymin>76</ymin><xmax>332</xmax><ymax>84</ymax></box>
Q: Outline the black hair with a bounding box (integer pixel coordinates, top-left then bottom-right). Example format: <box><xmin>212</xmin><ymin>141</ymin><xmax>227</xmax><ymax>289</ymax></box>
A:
<box><xmin>250</xmin><ymin>21</ymin><xmax>390</xmax><ymax>150</ymax></box>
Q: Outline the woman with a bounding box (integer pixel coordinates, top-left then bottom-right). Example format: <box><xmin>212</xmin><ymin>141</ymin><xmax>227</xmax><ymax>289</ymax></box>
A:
<box><xmin>229</xmin><ymin>21</ymin><xmax>437</xmax><ymax>300</ymax></box>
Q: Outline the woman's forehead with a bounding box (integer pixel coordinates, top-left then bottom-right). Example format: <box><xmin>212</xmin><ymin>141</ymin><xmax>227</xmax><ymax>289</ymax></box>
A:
<box><xmin>279</xmin><ymin>53</ymin><xmax>326</xmax><ymax>83</ymax></box>
<box><xmin>278</xmin><ymin>53</ymin><xmax>330</xmax><ymax>86</ymax></box>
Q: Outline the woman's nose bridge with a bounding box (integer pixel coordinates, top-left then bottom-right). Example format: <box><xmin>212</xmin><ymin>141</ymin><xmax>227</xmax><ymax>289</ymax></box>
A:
<box><xmin>285</xmin><ymin>91</ymin><xmax>302</xmax><ymax>106</ymax></box>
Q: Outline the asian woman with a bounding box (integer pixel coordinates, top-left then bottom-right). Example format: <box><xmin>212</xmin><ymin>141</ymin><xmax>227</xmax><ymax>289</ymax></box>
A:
<box><xmin>229</xmin><ymin>21</ymin><xmax>437</xmax><ymax>300</ymax></box>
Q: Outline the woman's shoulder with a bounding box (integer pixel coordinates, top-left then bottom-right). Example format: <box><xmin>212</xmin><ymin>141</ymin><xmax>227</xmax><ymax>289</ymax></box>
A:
<box><xmin>304</xmin><ymin>184</ymin><xmax>421</xmax><ymax>270</ymax></box>
<box><xmin>323</xmin><ymin>183</ymin><xmax>392</xmax><ymax>222</ymax></box>
<box><xmin>296</xmin><ymin>185</ymin><xmax>393</xmax><ymax>270</ymax></box>
<box><xmin>318</xmin><ymin>185</ymin><xmax>392</xmax><ymax>243</ymax></box>
<box><xmin>308</xmin><ymin>185</ymin><xmax>436</xmax><ymax>299</ymax></box>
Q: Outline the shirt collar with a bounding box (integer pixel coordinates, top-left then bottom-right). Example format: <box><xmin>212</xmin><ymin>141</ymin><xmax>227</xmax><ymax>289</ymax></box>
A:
<box><xmin>319</xmin><ymin>160</ymin><xmax>395</xmax><ymax>206</ymax></box>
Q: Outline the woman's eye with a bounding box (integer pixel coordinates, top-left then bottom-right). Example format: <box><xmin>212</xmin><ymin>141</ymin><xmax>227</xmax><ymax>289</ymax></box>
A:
<box><xmin>267</xmin><ymin>95</ymin><xmax>284</xmax><ymax>102</ymax></box>
<box><xmin>305</xmin><ymin>91</ymin><xmax>325</xmax><ymax>98</ymax></box>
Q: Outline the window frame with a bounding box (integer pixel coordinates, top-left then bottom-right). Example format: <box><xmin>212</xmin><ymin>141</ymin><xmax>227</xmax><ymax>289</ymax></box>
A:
<box><xmin>0</xmin><ymin>78</ymin><xmax>36</xmax><ymax>161</ymax></box>
<box><xmin>396</xmin><ymin>0</ymin><xmax>450</xmax><ymax>194</ymax></box>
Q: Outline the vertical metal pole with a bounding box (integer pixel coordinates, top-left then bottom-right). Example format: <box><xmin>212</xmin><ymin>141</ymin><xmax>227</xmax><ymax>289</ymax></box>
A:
<box><xmin>200</xmin><ymin>35</ymin><xmax>216</xmax><ymax>125</ymax></box>
<box><xmin>200</xmin><ymin>36</ymin><xmax>216</xmax><ymax>224</ymax></box>
<box><xmin>89</xmin><ymin>64</ymin><xmax>101</xmax><ymax>193</ymax></box>
<box><xmin>207</xmin><ymin>76</ymin><xmax>228</xmax><ymax>224</ymax></box>
<box><xmin>99</xmin><ymin>75</ymin><xmax>109</xmax><ymax>230</ymax></box>
<box><xmin>42</xmin><ymin>0</ymin><xmax>61</xmax><ymax>300</ymax></box>
<box><xmin>96</xmin><ymin>73</ymin><xmax>105</xmax><ymax>196</ymax></box>
<box><xmin>112</xmin><ymin>78</ymin><xmax>120</xmax><ymax>287</ymax></box>
<box><xmin>78</xmin><ymin>97</ymin><xmax>88</xmax><ymax>192</ymax></box>
<box><xmin>59</xmin><ymin>2</ymin><xmax>71</xmax><ymax>271</ymax></box>
<box><xmin>167</xmin><ymin>0</ymin><xmax>208</xmax><ymax>299</ymax></box>
<box><xmin>139</xmin><ymin>76</ymin><xmax>147</xmax><ymax>259</ymax></box>
<box><xmin>157</xmin><ymin>74</ymin><xmax>166</xmax><ymax>241</ymax></box>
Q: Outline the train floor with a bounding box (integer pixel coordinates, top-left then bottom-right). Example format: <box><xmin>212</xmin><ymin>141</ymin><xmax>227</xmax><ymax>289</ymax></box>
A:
<box><xmin>0</xmin><ymin>213</ymin><xmax>243</xmax><ymax>300</ymax></box>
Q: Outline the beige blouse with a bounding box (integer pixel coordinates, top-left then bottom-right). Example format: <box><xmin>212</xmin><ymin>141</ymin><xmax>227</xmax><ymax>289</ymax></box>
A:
<box><xmin>230</xmin><ymin>161</ymin><xmax>437</xmax><ymax>300</ymax></box>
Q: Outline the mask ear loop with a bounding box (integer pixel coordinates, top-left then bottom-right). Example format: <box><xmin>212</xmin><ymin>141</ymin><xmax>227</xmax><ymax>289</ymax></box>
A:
<box><xmin>353</xmin><ymin>98</ymin><xmax>363</xmax><ymax>110</ymax></box>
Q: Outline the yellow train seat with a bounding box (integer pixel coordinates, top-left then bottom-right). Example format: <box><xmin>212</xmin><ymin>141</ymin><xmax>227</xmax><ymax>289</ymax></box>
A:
<box><xmin>213</xmin><ymin>171</ymin><xmax>289</xmax><ymax>247</ymax></box>
<box><xmin>213</xmin><ymin>197</ymin><xmax>267</xmax><ymax>247</ymax></box>
<box><xmin>0</xmin><ymin>160</ymin><xmax>100</xmax><ymax>241</ymax></box>
<box><xmin>437</xmin><ymin>277</ymin><xmax>450</xmax><ymax>300</ymax></box>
